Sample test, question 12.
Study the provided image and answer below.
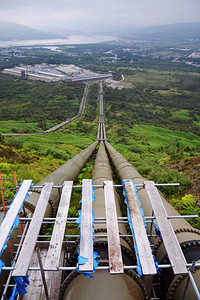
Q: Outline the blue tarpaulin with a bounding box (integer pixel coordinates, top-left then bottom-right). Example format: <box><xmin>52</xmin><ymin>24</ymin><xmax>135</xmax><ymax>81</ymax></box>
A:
<box><xmin>122</xmin><ymin>180</ymin><xmax>159</xmax><ymax>276</ymax></box>
<box><xmin>76</xmin><ymin>185</ymin><xmax>99</xmax><ymax>278</ymax></box>
<box><xmin>0</xmin><ymin>181</ymin><xmax>31</xmax><ymax>258</ymax></box>
<box><xmin>0</xmin><ymin>259</ymin><xmax>5</xmax><ymax>274</ymax></box>
<box><xmin>9</xmin><ymin>275</ymin><xmax>30</xmax><ymax>300</ymax></box>
<box><xmin>0</xmin><ymin>182</ymin><xmax>32</xmax><ymax>299</ymax></box>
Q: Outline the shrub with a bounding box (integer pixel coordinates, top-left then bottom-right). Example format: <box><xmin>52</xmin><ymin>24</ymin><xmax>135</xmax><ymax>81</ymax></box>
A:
<box><xmin>173</xmin><ymin>195</ymin><xmax>200</xmax><ymax>230</ymax></box>
<box><xmin>44</xmin><ymin>148</ymin><xmax>69</xmax><ymax>160</ymax></box>
<box><xmin>149</xmin><ymin>169</ymin><xmax>190</xmax><ymax>196</ymax></box>
<box><xmin>0</xmin><ymin>134</ymin><xmax>5</xmax><ymax>142</ymax></box>
<box><xmin>130</xmin><ymin>145</ymin><xmax>143</xmax><ymax>154</ymax></box>
<box><xmin>117</xmin><ymin>128</ymin><xmax>128</xmax><ymax>136</ymax></box>
<box><xmin>68</xmin><ymin>207</ymin><xmax>79</xmax><ymax>218</ymax></box>
<box><xmin>11</xmin><ymin>128</ymin><xmax>18</xmax><ymax>133</ymax></box>
<box><xmin>7</xmin><ymin>137</ymin><xmax>23</xmax><ymax>149</ymax></box>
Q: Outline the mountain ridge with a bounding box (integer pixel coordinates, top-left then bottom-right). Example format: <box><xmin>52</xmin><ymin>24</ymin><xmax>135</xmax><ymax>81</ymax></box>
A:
<box><xmin>0</xmin><ymin>21</ymin><xmax>65</xmax><ymax>41</ymax></box>
<box><xmin>1</xmin><ymin>21</ymin><xmax>200</xmax><ymax>42</ymax></box>
<box><xmin>132</xmin><ymin>22</ymin><xmax>200</xmax><ymax>40</ymax></box>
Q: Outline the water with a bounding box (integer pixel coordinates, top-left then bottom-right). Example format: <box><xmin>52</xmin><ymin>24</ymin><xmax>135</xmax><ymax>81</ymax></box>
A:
<box><xmin>0</xmin><ymin>35</ymin><xmax>117</xmax><ymax>47</ymax></box>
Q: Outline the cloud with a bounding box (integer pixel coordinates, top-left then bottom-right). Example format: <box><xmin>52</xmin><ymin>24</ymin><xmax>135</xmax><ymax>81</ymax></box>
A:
<box><xmin>0</xmin><ymin>0</ymin><xmax>199</xmax><ymax>30</ymax></box>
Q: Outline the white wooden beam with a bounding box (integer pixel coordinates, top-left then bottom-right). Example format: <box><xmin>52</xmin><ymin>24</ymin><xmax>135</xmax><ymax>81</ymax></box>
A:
<box><xmin>0</xmin><ymin>180</ymin><xmax>32</xmax><ymax>254</ymax></box>
<box><xmin>13</xmin><ymin>182</ymin><xmax>53</xmax><ymax>277</ymax></box>
<box><xmin>44</xmin><ymin>181</ymin><xmax>73</xmax><ymax>270</ymax></box>
<box><xmin>79</xmin><ymin>179</ymin><xmax>93</xmax><ymax>272</ymax></box>
<box><xmin>124</xmin><ymin>181</ymin><xmax>157</xmax><ymax>275</ymax></box>
<box><xmin>104</xmin><ymin>181</ymin><xmax>124</xmax><ymax>274</ymax></box>
<box><xmin>145</xmin><ymin>181</ymin><xmax>188</xmax><ymax>275</ymax></box>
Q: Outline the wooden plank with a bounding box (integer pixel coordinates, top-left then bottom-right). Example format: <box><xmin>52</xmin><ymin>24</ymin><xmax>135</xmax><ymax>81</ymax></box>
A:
<box><xmin>23</xmin><ymin>248</ymin><xmax>64</xmax><ymax>300</ymax></box>
<box><xmin>13</xmin><ymin>182</ymin><xmax>53</xmax><ymax>277</ymax></box>
<box><xmin>44</xmin><ymin>181</ymin><xmax>73</xmax><ymax>270</ymax></box>
<box><xmin>104</xmin><ymin>181</ymin><xmax>124</xmax><ymax>274</ymax></box>
<box><xmin>124</xmin><ymin>181</ymin><xmax>157</xmax><ymax>275</ymax></box>
<box><xmin>79</xmin><ymin>179</ymin><xmax>93</xmax><ymax>272</ymax></box>
<box><xmin>0</xmin><ymin>180</ymin><xmax>32</xmax><ymax>254</ymax></box>
<box><xmin>41</xmin><ymin>250</ymin><xmax>64</xmax><ymax>299</ymax></box>
<box><xmin>23</xmin><ymin>248</ymin><xmax>47</xmax><ymax>300</ymax></box>
<box><xmin>144</xmin><ymin>181</ymin><xmax>188</xmax><ymax>275</ymax></box>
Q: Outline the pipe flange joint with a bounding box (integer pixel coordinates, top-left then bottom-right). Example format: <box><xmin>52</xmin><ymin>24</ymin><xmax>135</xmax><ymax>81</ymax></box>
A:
<box><xmin>153</xmin><ymin>227</ymin><xmax>200</xmax><ymax>256</ymax></box>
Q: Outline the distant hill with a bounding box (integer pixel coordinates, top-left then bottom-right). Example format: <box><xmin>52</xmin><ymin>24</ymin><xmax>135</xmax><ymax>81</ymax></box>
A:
<box><xmin>36</xmin><ymin>26</ymin><xmax>85</xmax><ymax>36</ymax></box>
<box><xmin>132</xmin><ymin>22</ymin><xmax>200</xmax><ymax>41</ymax></box>
<box><xmin>0</xmin><ymin>22</ymin><xmax>64</xmax><ymax>41</ymax></box>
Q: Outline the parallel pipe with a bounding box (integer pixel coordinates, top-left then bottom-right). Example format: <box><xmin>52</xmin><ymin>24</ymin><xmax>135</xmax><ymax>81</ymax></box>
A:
<box><xmin>0</xmin><ymin>141</ymin><xmax>98</xmax><ymax>297</ymax></box>
<box><xmin>62</xmin><ymin>270</ymin><xmax>147</xmax><ymax>300</ymax></box>
<box><xmin>30</xmin><ymin>141</ymin><xmax>98</xmax><ymax>216</ymax></box>
<box><xmin>92</xmin><ymin>142</ymin><xmax>126</xmax><ymax>235</ymax></box>
<box><xmin>62</xmin><ymin>141</ymin><xmax>147</xmax><ymax>300</ymax></box>
<box><xmin>105</xmin><ymin>141</ymin><xmax>200</xmax><ymax>299</ymax></box>
<box><xmin>77</xmin><ymin>84</ymin><xmax>88</xmax><ymax>116</ymax></box>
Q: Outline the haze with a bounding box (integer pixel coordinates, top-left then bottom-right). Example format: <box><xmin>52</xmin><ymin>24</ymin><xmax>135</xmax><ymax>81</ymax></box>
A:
<box><xmin>0</xmin><ymin>0</ymin><xmax>200</xmax><ymax>32</ymax></box>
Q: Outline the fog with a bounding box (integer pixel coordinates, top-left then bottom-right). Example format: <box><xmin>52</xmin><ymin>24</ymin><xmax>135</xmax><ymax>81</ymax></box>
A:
<box><xmin>0</xmin><ymin>0</ymin><xmax>199</xmax><ymax>31</ymax></box>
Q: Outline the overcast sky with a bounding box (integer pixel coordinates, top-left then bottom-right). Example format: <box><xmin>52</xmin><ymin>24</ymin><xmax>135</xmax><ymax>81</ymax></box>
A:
<box><xmin>0</xmin><ymin>0</ymin><xmax>200</xmax><ymax>31</ymax></box>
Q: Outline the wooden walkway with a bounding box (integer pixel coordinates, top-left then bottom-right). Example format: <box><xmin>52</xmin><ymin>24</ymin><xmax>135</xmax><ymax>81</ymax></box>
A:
<box><xmin>0</xmin><ymin>179</ymin><xmax>190</xmax><ymax>299</ymax></box>
<box><xmin>104</xmin><ymin>181</ymin><xmax>124</xmax><ymax>274</ymax></box>
<box><xmin>124</xmin><ymin>181</ymin><xmax>157</xmax><ymax>276</ymax></box>
<box><xmin>145</xmin><ymin>181</ymin><xmax>188</xmax><ymax>275</ymax></box>
<box><xmin>79</xmin><ymin>179</ymin><xmax>94</xmax><ymax>272</ymax></box>
<box><xmin>13</xmin><ymin>182</ymin><xmax>54</xmax><ymax>277</ymax></box>
<box><xmin>0</xmin><ymin>180</ymin><xmax>32</xmax><ymax>255</ymax></box>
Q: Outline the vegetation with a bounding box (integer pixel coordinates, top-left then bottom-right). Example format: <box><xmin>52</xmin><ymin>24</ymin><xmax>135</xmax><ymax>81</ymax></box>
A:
<box><xmin>0</xmin><ymin>77</ymin><xmax>84</xmax><ymax>123</ymax></box>
<box><xmin>0</xmin><ymin>41</ymin><xmax>200</xmax><ymax>230</ymax></box>
<box><xmin>171</xmin><ymin>194</ymin><xmax>200</xmax><ymax>229</ymax></box>
<box><xmin>104</xmin><ymin>81</ymin><xmax>200</xmax><ymax>136</ymax></box>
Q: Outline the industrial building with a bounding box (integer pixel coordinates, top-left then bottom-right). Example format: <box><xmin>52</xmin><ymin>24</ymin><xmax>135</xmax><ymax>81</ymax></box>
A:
<box><xmin>2</xmin><ymin>63</ymin><xmax>112</xmax><ymax>83</ymax></box>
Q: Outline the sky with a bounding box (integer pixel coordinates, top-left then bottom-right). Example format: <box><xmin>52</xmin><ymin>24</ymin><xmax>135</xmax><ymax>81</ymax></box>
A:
<box><xmin>0</xmin><ymin>0</ymin><xmax>200</xmax><ymax>31</ymax></box>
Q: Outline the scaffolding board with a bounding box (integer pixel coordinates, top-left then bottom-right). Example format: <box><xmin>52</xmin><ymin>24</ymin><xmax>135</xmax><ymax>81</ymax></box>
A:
<box><xmin>79</xmin><ymin>179</ymin><xmax>94</xmax><ymax>272</ymax></box>
<box><xmin>23</xmin><ymin>248</ymin><xmax>64</xmax><ymax>300</ymax></box>
<box><xmin>0</xmin><ymin>180</ymin><xmax>32</xmax><ymax>254</ymax></box>
<box><xmin>104</xmin><ymin>181</ymin><xmax>124</xmax><ymax>274</ymax></box>
<box><xmin>124</xmin><ymin>181</ymin><xmax>157</xmax><ymax>275</ymax></box>
<box><xmin>13</xmin><ymin>182</ymin><xmax>53</xmax><ymax>277</ymax></box>
<box><xmin>0</xmin><ymin>180</ymin><xmax>199</xmax><ymax>300</ymax></box>
<box><xmin>44</xmin><ymin>181</ymin><xmax>73</xmax><ymax>271</ymax></box>
<box><xmin>144</xmin><ymin>180</ymin><xmax>188</xmax><ymax>275</ymax></box>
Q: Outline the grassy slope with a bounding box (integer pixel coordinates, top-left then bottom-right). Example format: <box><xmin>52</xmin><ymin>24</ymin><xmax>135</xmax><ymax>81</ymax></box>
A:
<box><xmin>0</xmin><ymin>119</ymin><xmax>96</xmax><ymax>202</ymax></box>
<box><xmin>1</xmin><ymin>82</ymin><xmax>200</xmax><ymax>227</ymax></box>
<box><xmin>107</xmin><ymin>123</ymin><xmax>200</xmax><ymax>176</ymax></box>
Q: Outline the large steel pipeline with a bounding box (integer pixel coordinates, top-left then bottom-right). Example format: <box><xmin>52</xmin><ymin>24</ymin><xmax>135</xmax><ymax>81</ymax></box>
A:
<box><xmin>61</xmin><ymin>142</ymin><xmax>148</xmax><ymax>300</ymax></box>
<box><xmin>105</xmin><ymin>141</ymin><xmax>200</xmax><ymax>299</ymax></box>
<box><xmin>99</xmin><ymin>81</ymin><xmax>104</xmax><ymax>118</ymax></box>
<box><xmin>61</xmin><ymin>271</ymin><xmax>147</xmax><ymax>300</ymax></box>
<box><xmin>0</xmin><ymin>141</ymin><xmax>98</xmax><ymax>297</ymax></box>
<box><xmin>92</xmin><ymin>141</ymin><xmax>136</xmax><ymax>262</ymax></box>
<box><xmin>92</xmin><ymin>142</ymin><xmax>127</xmax><ymax>236</ymax></box>
<box><xmin>30</xmin><ymin>141</ymin><xmax>98</xmax><ymax>216</ymax></box>
<box><xmin>97</xmin><ymin>81</ymin><xmax>107</xmax><ymax>141</ymax></box>
<box><xmin>4</xmin><ymin>84</ymin><xmax>88</xmax><ymax>136</ymax></box>
<box><xmin>77</xmin><ymin>84</ymin><xmax>88</xmax><ymax>116</ymax></box>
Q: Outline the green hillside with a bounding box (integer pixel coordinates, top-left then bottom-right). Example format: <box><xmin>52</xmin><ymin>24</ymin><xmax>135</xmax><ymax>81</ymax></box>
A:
<box><xmin>0</xmin><ymin>21</ymin><xmax>62</xmax><ymax>41</ymax></box>
<box><xmin>131</xmin><ymin>22</ymin><xmax>200</xmax><ymax>41</ymax></box>
<box><xmin>0</xmin><ymin>39</ymin><xmax>200</xmax><ymax>229</ymax></box>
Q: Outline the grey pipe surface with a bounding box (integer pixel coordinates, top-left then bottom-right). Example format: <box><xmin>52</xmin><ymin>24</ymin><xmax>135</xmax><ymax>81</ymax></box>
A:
<box><xmin>62</xmin><ymin>271</ymin><xmax>147</xmax><ymax>300</ymax></box>
<box><xmin>29</xmin><ymin>141</ymin><xmax>98</xmax><ymax>216</ymax></box>
<box><xmin>105</xmin><ymin>141</ymin><xmax>199</xmax><ymax>240</ymax></box>
<box><xmin>62</xmin><ymin>141</ymin><xmax>146</xmax><ymax>300</ymax></box>
<box><xmin>105</xmin><ymin>141</ymin><xmax>200</xmax><ymax>299</ymax></box>
<box><xmin>0</xmin><ymin>141</ymin><xmax>98</xmax><ymax>297</ymax></box>
<box><xmin>78</xmin><ymin>84</ymin><xmax>88</xmax><ymax>116</ymax></box>
<box><xmin>92</xmin><ymin>141</ymin><xmax>126</xmax><ymax>235</ymax></box>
